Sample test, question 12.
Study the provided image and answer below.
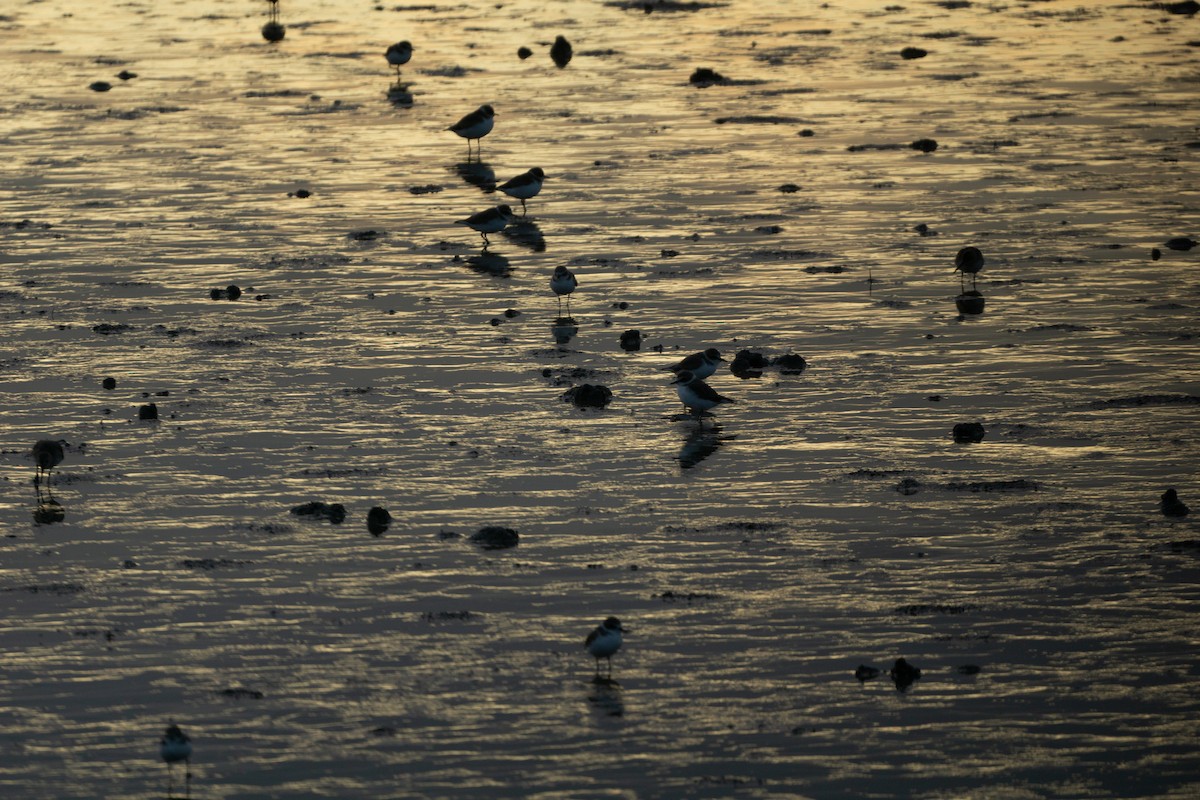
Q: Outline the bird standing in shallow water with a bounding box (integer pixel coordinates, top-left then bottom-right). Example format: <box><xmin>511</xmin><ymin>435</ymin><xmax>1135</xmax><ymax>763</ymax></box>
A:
<box><xmin>663</xmin><ymin>348</ymin><xmax>724</xmax><ymax>381</ymax></box>
<box><xmin>31</xmin><ymin>439</ymin><xmax>64</xmax><ymax>486</ymax></box>
<box><xmin>550</xmin><ymin>264</ymin><xmax>577</xmax><ymax>316</ymax></box>
<box><xmin>954</xmin><ymin>246</ymin><xmax>985</xmax><ymax>291</ymax></box>
<box><xmin>160</xmin><ymin>723</ymin><xmax>192</xmax><ymax>798</ymax></box>
<box><xmin>496</xmin><ymin>167</ymin><xmax>545</xmax><ymax>216</ymax></box>
<box><xmin>385</xmin><ymin>41</ymin><xmax>412</xmax><ymax>78</ymax></box>
<box><xmin>455</xmin><ymin>204</ymin><xmax>513</xmax><ymax>247</ymax></box>
<box><xmin>448</xmin><ymin>104</ymin><xmax>495</xmax><ymax>159</ymax></box>
<box><xmin>671</xmin><ymin>370</ymin><xmax>734</xmax><ymax>423</ymax></box>
<box><xmin>585</xmin><ymin>616</ymin><xmax>626</xmax><ymax>677</ymax></box>
<box><xmin>1161</xmin><ymin>488</ymin><xmax>1189</xmax><ymax>517</ymax></box>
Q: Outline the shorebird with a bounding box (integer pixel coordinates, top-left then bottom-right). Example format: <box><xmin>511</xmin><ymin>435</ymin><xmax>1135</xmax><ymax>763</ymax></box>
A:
<box><xmin>31</xmin><ymin>439</ymin><xmax>65</xmax><ymax>486</ymax></box>
<box><xmin>496</xmin><ymin>167</ymin><xmax>545</xmax><ymax>216</ymax></box>
<box><xmin>550</xmin><ymin>35</ymin><xmax>573</xmax><ymax>68</ymax></box>
<box><xmin>662</xmin><ymin>348</ymin><xmax>724</xmax><ymax>381</ymax></box>
<box><xmin>954</xmin><ymin>246</ymin><xmax>985</xmax><ymax>291</ymax></box>
<box><xmin>585</xmin><ymin>616</ymin><xmax>626</xmax><ymax>676</ymax></box>
<box><xmin>448</xmin><ymin>104</ymin><xmax>495</xmax><ymax>158</ymax></box>
<box><xmin>671</xmin><ymin>369</ymin><xmax>734</xmax><ymax>422</ymax></box>
<box><xmin>455</xmin><ymin>204</ymin><xmax>513</xmax><ymax>247</ymax></box>
<box><xmin>550</xmin><ymin>264</ymin><xmax>577</xmax><ymax>316</ymax></box>
<box><xmin>385</xmin><ymin>41</ymin><xmax>412</xmax><ymax>77</ymax></box>
<box><xmin>160</xmin><ymin>723</ymin><xmax>192</xmax><ymax>798</ymax></box>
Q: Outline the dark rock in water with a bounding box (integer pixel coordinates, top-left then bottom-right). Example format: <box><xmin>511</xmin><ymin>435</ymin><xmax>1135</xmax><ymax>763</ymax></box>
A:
<box><xmin>620</xmin><ymin>329</ymin><xmax>642</xmax><ymax>351</ymax></box>
<box><xmin>890</xmin><ymin>657</ymin><xmax>922</xmax><ymax>691</ymax></box>
<box><xmin>367</xmin><ymin>506</ymin><xmax>392</xmax><ymax>534</ymax></box>
<box><xmin>294</xmin><ymin>189</ymin><xmax>312</xmax><ymax>198</ymax></box>
<box><xmin>561</xmin><ymin>384</ymin><xmax>614</xmax><ymax>408</ymax></box>
<box><xmin>798</xmin><ymin>128</ymin><xmax>815</xmax><ymax>137</ymax></box>
<box><xmin>226</xmin><ymin>284</ymin><xmax>242</xmax><ymax>300</ymax></box>
<box><xmin>1162</xmin><ymin>488</ymin><xmax>1190</xmax><ymax>517</ymax></box>
<box><xmin>900</xmin><ymin>47</ymin><xmax>928</xmax><ymax>60</ymax></box>
<box><xmin>772</xmin><ymin>353</ymin><xmax>807</xmax><ymax>374</ymax></box>
<box><xmin>1164</xmin><ymin>236</ymin><xmax>1197</xmax><ymax>251</ymax></box>
<box><xmin>896</xmin><ymin>477</ymin><xmax>922</xmax><ymax>495</ymax></box>
<box><xmin>349</xmin><ymin>229</ymin><xmax>384</xmax><ymax>241</ymax></box>
<box><xmin>911</xmin><ymin>138</ymin><xmax>938</xmax><ymax>153</ymax></box>
<box><xmin>92</xmin><ymin>323</ymin><xmax>131</xmax><ymax>335</ymax></box>
<box><xmin>470</xmin><ymin>525</ymin><xmax>519</xmax><ymax>549</ymax></box>
<box><xmin>778</xmin><ymin>183</ymin><xmax>801</xmax><ymax>193</ymax></box>
<box><xmin>138</xmin><ymin>402</ymin><xmax>158</xmax><ymax>420</ymax></box>
<box><xmin>116</xmin><ymin>70</ymin><xmax>137</xmax><ymax>81</ymax></box>
<box><xmin>730</xmin><ymin>349</ymin><xmax>768</xmax><ymax>378</ymax></box>
<box><xmin>952</xmin><ymin>422</ymin><xmax>986</xmax><ymax>443</ymax></box>
<box><xmin>518</xmin><ymin>46</ymin><xmax>533</xmax><ymax>60</ymax></box>
<box><xmin>955</xmin><ymin>290</ymin><xmax>986</xmax><ymax>315</ymax></box>
<box><xmin>689</xmin><ymin>67</ymin><xmax>725</xmax><ymax>86</ymax></box>
<box><xmin>1164</xmin><ymin>0</ymin><xmax>1199</xmax><ymax>15</ymax></box>
<box><xmin>219</xmin><ymin>687</ymin><xmax>265</xmax><ymax>700</ymax></box>
<box><xmin>89</xmin><ymin>81</ymin><xmax>113</xmax><ymax>92</ymax></box>
<box><xmin>102</xmin><ymin>377</ymin><xmax>117</xmax><ymax>390</ymax></box>
<box><xmin>854</xmin><ymin>664</ymin><xmax>881</xmax><ymax>681</ymax></box>
<box><xmin>290</xmin><ymin>501</ymin><xmax>347</xmax><ymax>525</ymax></box>
<box><xmin>957</xmin><ymin>664</ymin><xmax>982</xmax><ymax>675</ymax></box>
<box><xmin>1151</xmin><ymin>248</ymin><xmax>1161</xmax><ymax>260</ymax></box>
<box><xmin>262</xmin><ymin>22</ymin><xmax>286</xmax><ymax>43</ymax></box>
<box><xmin>551</xmin><ymin>35</ymin><xmax>573</xmax><ymax>68</ymax></box>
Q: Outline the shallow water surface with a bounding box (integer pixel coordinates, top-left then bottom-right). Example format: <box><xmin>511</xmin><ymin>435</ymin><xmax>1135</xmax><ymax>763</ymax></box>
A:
<box><xmin>2</xmin><ymin>0</ymin><xmax>1199</xmax><ymax>797</ymax></box>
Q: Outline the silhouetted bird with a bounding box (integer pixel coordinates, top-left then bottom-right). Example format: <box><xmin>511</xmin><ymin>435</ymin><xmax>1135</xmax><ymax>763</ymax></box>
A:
<box><xmin>550</xmin><ymin>264</ymin><xmax>577</xmax><ymax>316</ymax></box>
<box><xmin>585</xmin><ymin>616</ymin><xmax>626</xmax><ymax>676</ymax></box>
<box><xmin>385</xmin><ymin>41</ymin><xmax>412</xmax><ymax>77</ymax></box>
<box><xmin>455</xmin><ymin>204</ymin><xmax>513</xmax><ymax>247</ymax></box>
<box><xmin>954</xmin><ymin>246</ymin><xmax>985</xmax><ymax>291</ymax></box>
<box><xmin>160</xmin><ymin>723</ymin><xmax>192</xmax><ymax>798</ymax></box>
<box><xmin>448</xmin><ymin>104</ymin><xmax>495</xmax><ymax>158</ymax></box>
<box><xmin>671</xmin><ymin>370</ymin><xmax>734</xmax><ymax>421</ymax></box>
<box><xmin>1161</xmin><ymin>488</ymin><xmax>1190</xmax><ymax>517</ymax></box>
<box><xmin>662</xmin><ymin>348</ymin><xmax>724</xmax><ymax>381</ymax></box>
<box><xmin>496</xmin><ymin>167</ymin><xmax>545</xmax><ymax>216</ymax></box>
<box><xmin>550</xmin><ymin>35</ymin><xmax>573</xmax><ymax>68</ymax></box>
<box><xmin>31</xmin><ymin>439</ymin><xmax>64</xmax><ymax>486</ymax></box>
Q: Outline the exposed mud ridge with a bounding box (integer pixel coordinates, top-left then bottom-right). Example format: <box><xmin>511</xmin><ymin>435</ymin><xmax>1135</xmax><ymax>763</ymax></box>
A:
<box><xmin>945</xmin><ymin>479</ymin><xmax>1041</xmax><ymax>492</ymax></box>
<box><xmin>179</xmin><ymin>558</ymin><xmax>254</xmax><ymax>570</ymax></box>
<box><xmin>1088</xmin><ymin>394</ymin><xmax>1200</xmax><ymax>408</ymax></box>
<box><xmin>894</xmin><ymin>603</ymin><xmax>980</xmax><ymax>615</ymax></box>
<box><xmin>219</xmin><ymin>688</ymin><xmax>265</xmax><ymax>700</ymax></box>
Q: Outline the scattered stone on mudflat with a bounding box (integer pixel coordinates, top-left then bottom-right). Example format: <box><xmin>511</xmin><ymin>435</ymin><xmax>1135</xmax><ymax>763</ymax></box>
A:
<box><xmin>772</xmin><ymin>353</ymin><xmax>807</xmax><ymax>374</ymax></box>
<box><xmin>689</xmin><ymin>66</ymin><xmax>726</xmax><ymax>86</ymax></box>
<box><xmin>890</xmin><ymin>657</ymin><xmax>922</xmax><ymax>691</ymax></box>
<box><xmin>470</xmin><ymin>526</ymin><xmax>519</xmax><ymax>550</ymax></box>
<box><xmin>620</xmin><ymin>329</ymin><xmax>642</xmax><ymax>351</ymax></box>
<box><xmin>348</xmin><ymin>229</ymin><xmax>384</xmax><ymax>241</ymax></box>
<box><xmin>854</xmin><ymin>664</ymin><xmax>881</xmax><ymax>681</ymax></box>
<box><xmin>1161</xmin><ymin>488</ymin><xmax>1190</xmax><ymax>517</ymax></box>
<box><xmin>952</xmin><ymin>422</ymin><xmax>986</xmax><ymax>443</ymax></box>
<box><xmin>778</xmin><ymin>183</ymin><xmax>801</xmax><ymax>193</ymax></box>
<box><xmin>957</xmin><ymin>664</ymin><xmax>982</xmax><ymax>675</ymax></box>
<box><xmin>661</xmin><ymin>248</ymin><xmax>679</xmax><ymax>258</ymax></box>
<box><xmin>219</xmin><ymin>687</ymin><xmax>265</xmax><ymax>700</ymax></box>
<box><xmin>911</xmin><ymin>138</ymin><xmax>938</xmax><ymax>153</ymax></box>
<box><xmin>561</xmin><ymin>383</ymin><xmax>614</xmax><ymax>408</ymax></box>
<box><xmin>367</xmin><ymin>506</ymin><xmax>393</xmax><ymax>534</ymax></box>
<box><xmin>798</xmin><ymin>128</ymin><xmax>815</xmax><ymax>137</ymax></box>
<box><xmin>209</xmin><ymin>284</ymin><xmax>242</xmax><ymax>301</ymax></box>
<box><xmin>116</xmin><ymin>70</ymin><xmax>137</xmax><ymax>81</ymax></box>
<box><xmin>518</xmin><ymin>46</ymin><xmax>533</xmax><ymax>60</ymax></box>
<box><xmin>550</xmin><ymin>35</ymin><xmax>573</xmax><ymax>68</ymax></box>
<box><xmin>370</xmin><ymin>726</ymin><xmax>398</xmax><ymax>736</ymax></box>
<box><xmin>1151</xmin><ymin>248</ymin><xmax>1161</xmax><ymax>260</ymax></box>
<box><xmin>946</xmin><ymin>479</ymin><xmax>1039</xmax><ymax>492</ymax></box>
<box><xmin>138</xmin><ymin>402</ymin><xmax>158</xmax><ymax>420</ymax></box>
<box><xmin>1164</xmin><ymin>236</ymin><xmax>1197</xmax><ymax>251</ymax></box>
<box><xmin>1164</xmin><ymin>0</ymin><xmax>1199</xmax><ymax>15</ymax></box>
<box><xmin>896</xmin><ymin>477</ymin><xmax>922</xmax><ymax>495</ymax></box>
<box><xmin>730</xmin><ymin>349</ymin><xmax>768</xmax><ymax>378</ymax></box>
<box><xmin>293</xmin><ymin>189</ymin><xmax>311</xmax><ymax>198</ymax></box>
<box><xmin>179</xmin><ymin>558</ymin><xmax>252</xmax><ymax>570</ymax></box>
<box><xmin>290</xmin><ymin>501</ymin><xmax>347</xmax><ymax>524</ymax></box>
<box><xmin>89</xmin><ymin>81</ymin><xmax>113</xmax><ymax>92</ymax></box>
<box><xmin>102</xmin><ymin>377</ymin><xmax>117</xmax><ymax>390</ymax></box>
<box><xmin>900</xmin><ymin>47</ymin><xmax>928</xmax><ymax>60</ymax></box>
<box><xmin>92</xmin><ymin>323</ymin><xmax>132</xmax><ymax>335</ymax></box>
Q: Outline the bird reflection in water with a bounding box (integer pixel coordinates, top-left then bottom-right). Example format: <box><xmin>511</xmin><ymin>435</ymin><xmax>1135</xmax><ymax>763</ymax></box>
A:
<box><xmin>33</xmin><ymin>485</ymin><xmax>65</xmax><ymax>525</ymax></box>
<box><xmin>501</xmin><ymin>218</ymin><xmax>546</xmax><ymax>252</ymax></box>
<box><xmin>587</xmin><ymin>677</ymin><xmax>624</xmax><ymax>717</ymax></box>
<box><xmin>675</xmin><ymin>425</ymin><xmax>734</xmax><ymax>469</ymax></box>
<box><xmin>387</xmin><ymin>82</ymin><xmax>413</xmax><ymax>107</ymax></box>
<box><xmin>551</xmin><ymin>316</ymin><xmax>578</xmax><ymax>345</ymax></box>
<box><xmin>454</xmin><ymin>161</ymin><xmax>497</xmax><ymax>192</ymax></box>
<box><xmin>464</xmin><ymin>250</ymin><xmax>511</xmax><ymax>277</ymax></box>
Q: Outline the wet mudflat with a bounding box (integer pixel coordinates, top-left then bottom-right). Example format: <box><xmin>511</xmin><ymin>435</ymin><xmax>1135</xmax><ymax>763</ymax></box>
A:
<box><xmin>1</xmin><ymin>0</ymin><xmax>1198</xmax><ymax>797</ymax></box>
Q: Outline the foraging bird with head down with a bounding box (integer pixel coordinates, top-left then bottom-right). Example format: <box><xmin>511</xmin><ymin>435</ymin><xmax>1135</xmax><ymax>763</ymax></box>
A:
<box><xmin>455</xmin><ymin>204</ymin><xmax>513</xmax><ymax>247</ymax></box>
<box><xmin>671</xmin><ymin>370</ymin><xmax>734</xmax><ymax>421</ymax></box>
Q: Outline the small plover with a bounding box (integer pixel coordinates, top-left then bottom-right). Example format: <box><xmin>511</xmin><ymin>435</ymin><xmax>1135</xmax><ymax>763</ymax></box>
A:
<box><xmin>455</xmin><ymin>204</ymin><xmax>513</xmax><ymax>247</ymax></box>
<box><xmin>550</xmin><ymin>265</ymin><xmax>577</xmax><ymax>316</ymax></box>
<box><xmin>662</xmin><ymin>348</ymin><xmax>724</xmax><ymax>381</ymax></box>
<box><xmin>954</xmin><ymin>246</ymin><xmax>985</xmax><ymax>291</ymax></box>
<box><xmin>671</xmin><ymin>370</ymin><xmax>734</xmax><ymax>420</ymax></box>
<box><xmin>160</xmin><ymin>723</ymin><xmax>192</xmax><ymax>797</ymax></box>
<box><xmin>385</xmin><ymin>41</ymin><xmax>412</xmax><ymax>77</ymax></box>
<box><xmin>585</xmin><ymin>616</ymin><xmax>626</xmax><ymax>675</ymax></box>
<box><xmin>31</xmin><ymin>439</ymin><xmax>65</xmax><ymax>486</ymax></box>
<box><xmin>448</xmin><ymin>104</ymin><xmax>495</xmax><ymax>158</ymax></box>
<box><xmin>496</xmin><ymin>167</ymin><xmax>545</xmax><ymax>216</ymax></box>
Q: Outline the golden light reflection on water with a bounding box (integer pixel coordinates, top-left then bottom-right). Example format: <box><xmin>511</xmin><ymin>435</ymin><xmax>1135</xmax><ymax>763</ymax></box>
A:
<box><xmin>2</xmin><ymin>0</ymin><xmax>1199</xmax><ymax>796</ymax></box>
